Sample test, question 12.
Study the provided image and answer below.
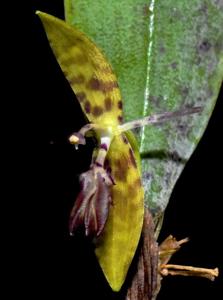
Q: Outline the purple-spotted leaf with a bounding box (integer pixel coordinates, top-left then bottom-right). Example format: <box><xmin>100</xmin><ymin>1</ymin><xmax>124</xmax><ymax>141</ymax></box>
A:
<box><xmin>65</xmin><ymin>0</ymin><xmax>223</xmax><ymax>233</ymax></box>
<box><xmin>36</xmin><ymin>11</ymin><xmax>144</xmax><ymax>292</ymax></box>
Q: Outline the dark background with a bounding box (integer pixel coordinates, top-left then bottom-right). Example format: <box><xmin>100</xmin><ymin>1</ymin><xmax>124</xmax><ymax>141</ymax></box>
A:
<box><xmin>11</xmin><ymin>1</ymin><xmax>222</xmax><ymax>299</ymax></box>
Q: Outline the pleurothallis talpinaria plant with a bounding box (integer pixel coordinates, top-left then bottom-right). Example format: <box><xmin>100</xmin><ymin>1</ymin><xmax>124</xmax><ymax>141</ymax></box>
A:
<box><xmin>36</xmin><ymin>1</ymin><xmax>223</xmax><ymax>299</ymax></box>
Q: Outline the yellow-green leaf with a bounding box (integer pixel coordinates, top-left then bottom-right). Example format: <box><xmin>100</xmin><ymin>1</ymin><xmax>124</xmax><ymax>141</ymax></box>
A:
<box><xmin>36</xmin><ymin>11</ymin><xmax>144</xmax><ymax>291</ymax></box>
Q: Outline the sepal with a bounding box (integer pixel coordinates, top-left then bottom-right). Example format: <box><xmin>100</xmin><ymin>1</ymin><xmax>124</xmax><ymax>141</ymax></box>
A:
<box><xmin>69</xmin><ymin>166</ymin><xmax>113</xmax><ymax>237</ymax></box>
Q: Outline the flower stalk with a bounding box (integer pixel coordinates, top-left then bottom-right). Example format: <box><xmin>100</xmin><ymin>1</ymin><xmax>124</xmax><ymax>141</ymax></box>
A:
<box><xmin>68</xmin><ymin>107</ymin><xmax>203</xmax><ymax>238</ymax></box>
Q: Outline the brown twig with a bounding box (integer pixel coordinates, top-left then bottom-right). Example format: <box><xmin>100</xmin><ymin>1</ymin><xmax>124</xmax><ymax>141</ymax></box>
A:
<box><xmin>125</xmin><ymin>214</ymin><xmax>219</xmax><ymax>300</ymax></box>
<box><xmin>160</xmin><ymin>264</ymin><xmax>219</xmax><ymax>281</ymax></box>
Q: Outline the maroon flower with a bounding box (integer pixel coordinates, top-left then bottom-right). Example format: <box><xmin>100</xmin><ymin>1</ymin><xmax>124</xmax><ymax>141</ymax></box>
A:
<box><xmin>69</xmin><ymin>167</ymin><xmax>113</xmax><ymax>237</ymax></box>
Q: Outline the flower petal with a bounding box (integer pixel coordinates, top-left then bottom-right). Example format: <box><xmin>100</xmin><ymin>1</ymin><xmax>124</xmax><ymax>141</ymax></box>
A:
<box><xmin>69</xmin><ymin>168</ymin><xmax>112</xmax><ymax>236</ymax></box>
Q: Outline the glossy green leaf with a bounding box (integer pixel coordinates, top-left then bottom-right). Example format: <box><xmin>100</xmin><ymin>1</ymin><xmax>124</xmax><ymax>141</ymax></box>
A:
<box><xmin>65</xmin><ymin>1</ymin><xmax>223</xmax><ymax>222</ymax></box>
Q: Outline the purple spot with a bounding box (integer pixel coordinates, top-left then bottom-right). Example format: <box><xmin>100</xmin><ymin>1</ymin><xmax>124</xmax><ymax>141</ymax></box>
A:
<box><xmin>121</xmin><ymin>134</ymin><xmax>128</xmax><ymax>144</ymax></box>
<box><xmin>107</xmin><ymin>166</ymin><xmax>112</xmax><ymax>173</ymax></box>
<box><xmin>109</xmin><ymin>174</ymin><xmax>115</xmax><ymax>185</ymax></box>
<box><xmin>170</xmin><ymin>62</ymin><xmax>178</xmax><ymax>69</ymax></box>
<box><xmin>104</xmin><ymin>159</ymin><xmax>109</xmax><ymax>169</ymax></box>
<box><xmin>84</xmin><ymin>101</ymin><xmax>91</xmax><ymax>113</ymax></box>
<box><xmin>114</xmin><ymin>158</ymin><xmax>128</xmax><ymax>182</ymax></box>
<box><xmin>100</xmin><ymin>143</ymin><xmax>108</xmax><ymax>151</ymax></box>
<box><xmin>93</xmin><ymin>106</ymin><xmax>103</xmax><ymax>117</ymax></box>
<box><xmin>75</xmin><ymin>92</ymin><xmax>86</xmax><ymax>102</ymax></box>
<box><xmin>118</xmin><ymin>101</ymin><xmax>123</xmax><ymax>109</ymax></box>
<box><xmin>199</xmin><ymin>40</ymin><xmax>211</xmax><ymax>52</ymax></box>
<box><xmin>129</xmin><ymin>148</ymin><xmax>137</xmax><ymax>168</ymax></box>
<box><xmin>95</xmin><ymin>162</ymin><xmax>103</xmax><ymax>167</ymax></box>
<box><xmin>143</xmin><ymin>172</ymin><xmax>151</xmax><ymax>181</ymax></box>
<box><xmin>118</xmin><ymin>115</ymin><xmax>123</xmax><ymax>123</ymax></box>
<box><xmin>104</xmin><ymin>97</ymin><xmax>112</xmax><ymax>111</ymax></box>
<box><xmin>88</xmin><ymin>78</ymin><xmax>101</xmax><ymax>90</ymax></box>
<box><xmin>88</xmin><ymin>78</ymin><xmax>118</xmax><ymax>92</ymax></box>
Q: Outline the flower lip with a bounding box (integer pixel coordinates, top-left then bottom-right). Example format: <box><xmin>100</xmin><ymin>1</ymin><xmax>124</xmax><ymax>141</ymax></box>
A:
<box><xmin>69</xmin><ymin>166</ymin><xmax>113</xmax><ymax>237</ymax></box>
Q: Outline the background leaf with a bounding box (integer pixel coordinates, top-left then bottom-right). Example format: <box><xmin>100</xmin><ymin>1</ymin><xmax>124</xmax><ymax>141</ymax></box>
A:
<box><xmin>64</xmin><ymin>0</ymin><xmax>223</xmax><ymax>223</ymax></box>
